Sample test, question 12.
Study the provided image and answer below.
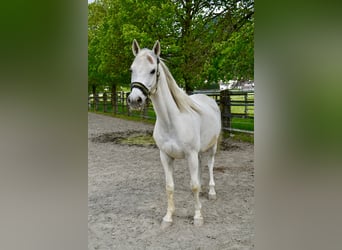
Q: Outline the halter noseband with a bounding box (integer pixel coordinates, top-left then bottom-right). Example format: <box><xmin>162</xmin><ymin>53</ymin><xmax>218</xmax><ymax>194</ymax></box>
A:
<box><xmin>130</xmin><ymin>82</ymin><xmax>150</xmax><ymax>97</ymax></box>
<box><xmin>131</xmin><ymin>57</ymin><xmax>160</xmax><ymax>97</ymax></box>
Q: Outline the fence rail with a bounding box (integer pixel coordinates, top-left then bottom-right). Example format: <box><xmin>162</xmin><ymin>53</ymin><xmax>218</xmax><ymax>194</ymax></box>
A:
<box><xmin>88</xmin><ymin>89</ymin><xmax>254</xmax><ymax>134</ymax></box>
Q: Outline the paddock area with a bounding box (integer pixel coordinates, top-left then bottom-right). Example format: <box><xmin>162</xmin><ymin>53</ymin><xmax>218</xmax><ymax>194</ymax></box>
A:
<box><xmin>88</xmin><ymin>113</ymin><xmax>254</xmax><ymax>249</ymax></box>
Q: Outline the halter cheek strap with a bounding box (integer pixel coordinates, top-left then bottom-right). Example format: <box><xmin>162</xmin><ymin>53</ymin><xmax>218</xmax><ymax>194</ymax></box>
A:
<box><xmin>130</xmin><ymin>57</ymin><xmax>160</xmax><ymax>97</ymax></box>
<box><xmin>150</xmin><ymin>63</ymin><xmax>160</xmax><ymax>95</ymax></box>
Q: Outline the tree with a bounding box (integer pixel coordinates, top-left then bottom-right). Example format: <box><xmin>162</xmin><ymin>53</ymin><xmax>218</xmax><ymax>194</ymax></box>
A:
<box><xmin>168</xmin><ymin>0</ymin><xmax>254</xmax><ymax>92</ymax></box>
<box><xmin>88</xmin><ymin>0</ymin><xmax>254</xmax><ymax>95</ymax></box>
<box><xmin>206</xmin><ymin>19</ymin><xmax>254</xmax><ymax>84</ymax></box>
<box><xmin>88</xmin><ymin>1</ymin><xmax>106</xmax><ymax>95</ymax></box>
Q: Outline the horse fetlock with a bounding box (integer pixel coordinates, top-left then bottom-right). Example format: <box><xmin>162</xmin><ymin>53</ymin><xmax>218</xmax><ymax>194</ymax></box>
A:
<box><xmin>194</xmin><ymin>218</ymin><xmax>204</xmax><ymax>226</ymax></box>
<box><xmin>209</xmin><ymin>184</ymin><xmax>216</xmax><ymax>193</ymax></box>
<box><xmin>165</xmin><ymin>185</ymin><xmax>174</xmax><ymax>192</ymax></box>
<box><xmin>161</xmin><ymin>219</ymin><xmax>173</xmax><ymax>229</ymax></box>
<box><xmin>167</xmin><ymin>205</ymin><xmax>175</xmax><ymax>214</ymax></box>
<box><xmin>208</xmin><ymin>185</ymin><xmax>217</xmax><ymax>200</ymax></box>
<box><xmin>163</xmin><ymin>212</ymin><xmax>173</xmax><ymax>223</ymax></box>
<box><xmin>194</xmin><ymin>210</ymin><xmax>204</xmax><ymax>226</ymax></box>
<box><xmin>208</xmin><ymin>193</ymin><xmax>217</xmax><ymax>200</ymax></box>
<box><xmin>166</xmin><ymin>189</ymin><xmax>175</xmax><ymax>215</ymax></box>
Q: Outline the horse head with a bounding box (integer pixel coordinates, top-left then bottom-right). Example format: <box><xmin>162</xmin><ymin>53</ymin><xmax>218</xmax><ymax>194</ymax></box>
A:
<box><xmin>127</xmin><ymin>39</ymin><xmax>161</xmax><ymax>110</ymax></box>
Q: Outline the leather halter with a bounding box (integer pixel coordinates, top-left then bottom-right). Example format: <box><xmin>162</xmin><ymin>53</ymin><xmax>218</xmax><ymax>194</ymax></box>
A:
<box><xmin>131</xmin><ymin>57</ymin><xmax>160</xmax><ymax>97</ymax></box>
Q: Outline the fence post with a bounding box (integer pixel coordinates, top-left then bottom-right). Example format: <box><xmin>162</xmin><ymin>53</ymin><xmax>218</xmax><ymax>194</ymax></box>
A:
<box><xmin>220</xmin><ymin>89</ymin><xmax>231</xmax><ymax>130</ymax></box>
<box><xmin>126</xmin><ymin>92</ymin><xmax>131</xmax><ymax>116</ymax></box>
<box><xmin>121</xmin><ymin>91</ymin><xmax>125</xmax><ymax>114</ymax></box>
<box><xmin>244</xmin><ymin>92</ymin><xmax>248</xmax><ymax>118</ymax></box>
<box><xmin>103</xmin><ymin>92</ymin><xmax>107</xmax><ymax>112</ymax></box>
<box><xmin>111</xmin><ymin>85</ymin><xmax>117</xmax><ymax>114</ymax></box>
<box><xmin>142</xmin><ymin>98</ymin><xmax>149</xmax><ymax>118</ymax></box>
<box><xmin>94</xmin><ymin>93</ymin><xmax>99</xmax><ymax>111</ymax></box>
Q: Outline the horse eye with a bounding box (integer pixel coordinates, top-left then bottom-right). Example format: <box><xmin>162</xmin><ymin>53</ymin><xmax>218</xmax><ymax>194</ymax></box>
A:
<box><xmin>150</xmin><ymin>69</ymin><xmax>156</xmax><ymax>74</ymax></box>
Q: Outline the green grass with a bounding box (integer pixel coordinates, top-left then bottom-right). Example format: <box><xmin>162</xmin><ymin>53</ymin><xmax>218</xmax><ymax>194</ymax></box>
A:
<box><xmin>222</xmin><ymin>130</ymin><xmax>254</xmax><ymax>143</ymax></box>
<box><xmin>230</xmin><ymin>94</ymin><xmax>254</xmax><ymax>116</ymax></box>
<box><xmin>89</xmin><ymin>102</ymin><xmax>156</xmax><ymax>119</ymax></box>
<box><xmin>119</xmin><ymin>135</ymin><xmax>155</xmax><ymax>146</ymax></box>
<box><xmin>91</xmin><ymin>110</ymin><xmax>156</xmax><ymax>125</ymax></box>
<box><xmin>231</xmin><ymin>117</ymin><xmax>254</xmax><ymax>131</ymax></box>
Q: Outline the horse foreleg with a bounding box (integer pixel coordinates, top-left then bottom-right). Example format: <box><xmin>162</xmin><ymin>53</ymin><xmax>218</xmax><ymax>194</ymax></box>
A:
<box><xmin>208</xmin><ymin>144</ymin><xmax>217</xmax><ymax>200</ymax></box>
<box><xmin>160</xmin><ymin>151</ymin><xmax>175</xmax><ymax>228</ymax></box>
<box><xmin>188</xmin><ymin>152</ymin><xmax>203</xmax><ymax>226</ymax></box>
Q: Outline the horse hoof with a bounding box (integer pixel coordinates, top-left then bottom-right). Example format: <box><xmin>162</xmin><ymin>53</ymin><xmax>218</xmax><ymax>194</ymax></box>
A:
<box><xmin>208</xmin><ymin>193</ymin><xmax>217</xmax><ymax>200</ymax></box>
<box><xmin>161</xmin><ymin>220</ymin><xmax>172</xmax><ymax>229</ymax></box>
<box><xmin>194</xmin><ymin>217</ymin><xmax>204</xmax><ymax>226</ymax></box>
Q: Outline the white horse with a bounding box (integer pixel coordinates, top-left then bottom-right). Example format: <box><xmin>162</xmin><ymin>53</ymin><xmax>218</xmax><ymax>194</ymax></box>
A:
<box><xmin>127</xmin><ymin>40</ymin><xmax>221</xmax><ymax>227</ymax></box>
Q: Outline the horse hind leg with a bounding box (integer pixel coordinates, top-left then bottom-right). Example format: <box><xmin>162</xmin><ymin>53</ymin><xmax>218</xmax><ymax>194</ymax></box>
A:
<box><xmin>208</xmin><ymin>144</ymin><xmax>217</xmax><ymax>200</ymax></box>
<box><xmin>198</xmin><ymin>154</ymin><xmax>204</xmax><ymax>193</ymax></box>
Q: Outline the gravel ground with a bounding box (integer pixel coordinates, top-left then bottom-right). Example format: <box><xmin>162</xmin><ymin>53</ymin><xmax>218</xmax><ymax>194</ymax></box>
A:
<box><xmin>88</xmin><ymin>112</ymin><xmax>254</xmax><ymax>250</ymax></box>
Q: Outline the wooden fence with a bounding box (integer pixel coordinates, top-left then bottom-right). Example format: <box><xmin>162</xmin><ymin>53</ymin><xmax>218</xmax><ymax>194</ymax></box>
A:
<box><xmin>88</xmin><ymin>89</ymin><xmax>254</xmax><ymax>134</ymax></box>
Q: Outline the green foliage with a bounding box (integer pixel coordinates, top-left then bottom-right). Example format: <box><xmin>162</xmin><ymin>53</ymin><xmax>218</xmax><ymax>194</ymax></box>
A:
<box><xmin>88</xmin><ymin>0</ymin><xmax>254</xmax><ymax>93</ymax></box>
<box><xmin>208</xmin><ymin>21</ymin><xmax>254</xmax><ymax>82</ymax></box>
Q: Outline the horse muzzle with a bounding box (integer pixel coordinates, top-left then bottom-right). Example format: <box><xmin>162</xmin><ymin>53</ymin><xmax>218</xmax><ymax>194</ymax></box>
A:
<box><xmin>127</xmin><ymin>89</ymin><xmax>147</xmax><ymax>110</ymax></box>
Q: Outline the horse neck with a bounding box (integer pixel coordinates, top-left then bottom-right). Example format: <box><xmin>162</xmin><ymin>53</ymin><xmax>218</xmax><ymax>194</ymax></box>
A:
<box><xmin>150</xmin><ymin>67</ymin><xmax>180</xmax><ymax>126</ymax></box>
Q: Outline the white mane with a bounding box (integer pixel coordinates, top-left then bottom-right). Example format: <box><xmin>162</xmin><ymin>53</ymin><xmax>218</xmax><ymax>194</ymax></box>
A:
<box><xmin>159</xmin><ymin>60</ymin><xmax>201</xmax><ymax>113</ymax></box>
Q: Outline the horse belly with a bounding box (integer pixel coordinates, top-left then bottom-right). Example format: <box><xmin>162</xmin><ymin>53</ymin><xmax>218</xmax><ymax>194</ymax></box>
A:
<box><xmin>200</xmin><ymin>135</ymin><xmax>218</xmax><ymax>152</ymax></box>
<box><xmin>190</xmin><ymin>95</ymin><xmax>221</xmax><ymax>152</ymax></box>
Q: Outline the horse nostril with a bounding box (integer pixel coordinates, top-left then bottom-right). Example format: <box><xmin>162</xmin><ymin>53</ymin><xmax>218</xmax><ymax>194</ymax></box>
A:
<box><xmin>137</xmin><ymin>97</ymin><xmax>142</xmax><ymax>104</ymax></box>
<box><xmin>127</xmin><ymin>96</ymin><xmax>131</xmax><ymax>104</ymax></box>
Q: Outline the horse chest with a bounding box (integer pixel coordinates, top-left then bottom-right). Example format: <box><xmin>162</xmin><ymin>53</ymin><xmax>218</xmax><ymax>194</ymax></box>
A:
<box><xmin>153</xmin><ymin>132</ymin><xmax>186</xmax><ymax>159</ymax></box>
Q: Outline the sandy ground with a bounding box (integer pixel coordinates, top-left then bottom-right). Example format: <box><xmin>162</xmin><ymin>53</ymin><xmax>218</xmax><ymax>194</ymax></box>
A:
<box><xmin>88</xmin><ymin>113</ymin><xmax>254</xmax><ymax>249</ymax></box>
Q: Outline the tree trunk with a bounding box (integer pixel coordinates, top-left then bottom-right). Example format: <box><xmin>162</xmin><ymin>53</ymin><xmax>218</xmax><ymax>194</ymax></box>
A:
<box><xmin>184</xmin><ymin>75</ymin><xmax>193</xmax><ymax>94</ymax></box>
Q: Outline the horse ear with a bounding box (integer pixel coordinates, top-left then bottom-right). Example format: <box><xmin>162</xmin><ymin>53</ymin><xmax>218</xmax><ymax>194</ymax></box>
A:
<box><xmin>152</xmin><ymin>40</ymin><xmax>161</xmax><ymax>57</ymax></box>
<box><xmin>132</xmin><ymin>39</ymin><xmax>140</xmax><ymax>56</ymax></box>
